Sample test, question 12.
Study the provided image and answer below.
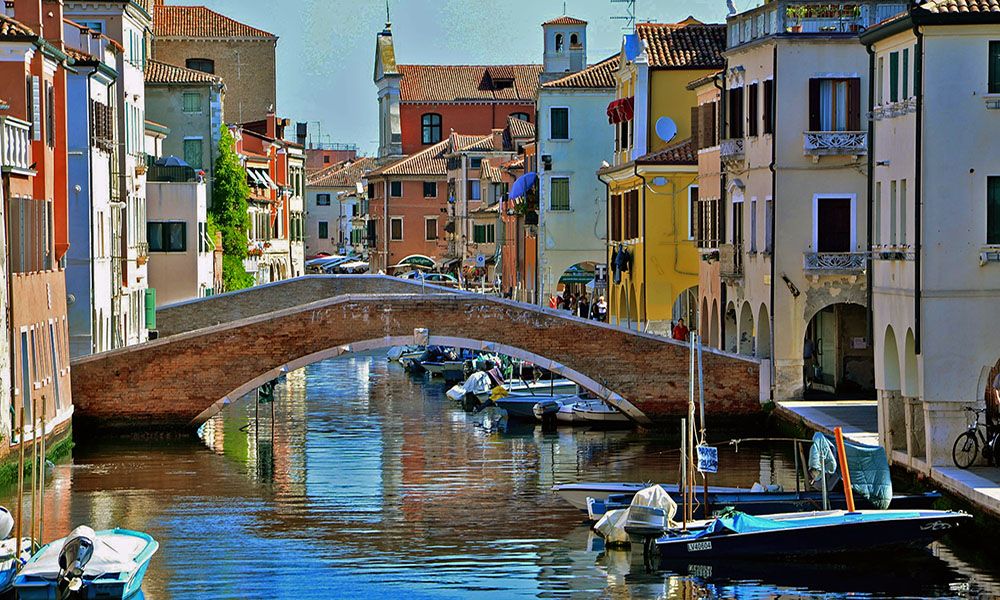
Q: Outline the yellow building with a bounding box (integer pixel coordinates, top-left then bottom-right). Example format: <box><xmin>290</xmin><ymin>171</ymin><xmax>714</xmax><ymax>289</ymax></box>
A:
<box><xmin>598</xmin><ymin>20</ymin><xmax>726</xmax><ymax>335</ymax></box>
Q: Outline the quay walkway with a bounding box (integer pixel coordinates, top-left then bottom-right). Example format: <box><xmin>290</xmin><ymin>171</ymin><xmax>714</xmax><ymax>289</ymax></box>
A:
<box><xmin>777</xmin><ymin>400</ymin><xmax>1000</xmax><ymax>520</ymax></box>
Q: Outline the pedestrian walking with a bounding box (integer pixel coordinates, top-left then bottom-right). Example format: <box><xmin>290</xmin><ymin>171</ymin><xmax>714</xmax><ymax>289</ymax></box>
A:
<box><xmin>548</xmin><ymin>294</ymin><xmax>559</xmax><ymax>309</ymax></box>
<box><xmin>671</xmin><ymin>318</ymin><xmax>690</xmax><ymax>342</ymax></box>
<box><xmin>576</xmin><ymin>294</ymin><xmax>590</xmax><ymax>319</ymax></box>
<box><xmin>592</xmin><ymin>295</ymin><xmax>608</xmax><ymax>322</ymax></box>
<box><xmin>564</xmin><ymin>292</ymin><xmax>575</xmax><ymax>312</ymax></box>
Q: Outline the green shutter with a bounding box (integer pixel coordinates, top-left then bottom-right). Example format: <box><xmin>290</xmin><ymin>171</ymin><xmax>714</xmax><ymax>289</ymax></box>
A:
<box><xmin>145</xmin><ymin>288</ymin><xmax>157</xmax><ymax>329</ymax></box>
<box><xmin>902</xmin><ymin>49</ymin><xmax>909</xmax><ymax>99</ymax></box>
<box><xmin>991</xmin><ymin>41</ymin><xmax>1000</xmax><ymax>94</ymax></box>
<box><xmin>889</xmin><ymin>52</ymin><xmax>899</xmax><ymax>102</ymax></box>
<box><xmin>988</xmin><ymin>177</ymin><xmax>1000</xmax><ymax>245</ymax></box>
<box><xmin>550</xmin><ymin>178</ymin><xmax>570</xmax><ymax>211</ymax></box>
<box><xmin>551</xmin><ymin>108</ymin><xmax>568</xmax><ymax>139</ymax></box>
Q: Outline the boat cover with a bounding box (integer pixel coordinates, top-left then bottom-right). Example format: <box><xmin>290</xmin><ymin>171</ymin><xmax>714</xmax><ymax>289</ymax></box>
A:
<box><xmin>700</xmin><ymin>511</ymin><xmax>791</xmax><ymax>537</ymax></box>
<box><xmin>809</xmin><ymin>432</ymin><xmax>893</xmax><ymax>510</ymax></box>
<box><xmin>594</xmin><ymin>485</ymin><xmax>677</xmax><ymax>544</ymax></box>
<box><xmin>19</xmin><ymin>532</ymin><xmax>146</xmax><ymax>579</ymax></box>
<box><xmin>445</xmin><ymin>372</ymin><xmax>494</xmax><ymax>402</ymax></box>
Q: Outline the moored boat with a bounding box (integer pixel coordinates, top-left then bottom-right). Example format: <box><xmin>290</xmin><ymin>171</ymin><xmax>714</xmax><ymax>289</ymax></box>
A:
<box><xmin>14</xmin><ymin>526</ymin><xmax>158</xmax><ymax>600</ymax></box>
<box><xmin>654</xmin><ymin>509</ymin><xmax>970</xmax><ymax>559</ymax></box>
<box><xmin>571</xmin><ymin>400</ymin><xmax>630</xmax><ymax>425</ymax></box>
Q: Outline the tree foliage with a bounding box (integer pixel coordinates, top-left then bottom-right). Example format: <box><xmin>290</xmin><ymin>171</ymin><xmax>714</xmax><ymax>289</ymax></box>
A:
<box><xmin>211</xmin><ymin>126</ymin><xmax>254</xmax><ymax>291</ymax></box>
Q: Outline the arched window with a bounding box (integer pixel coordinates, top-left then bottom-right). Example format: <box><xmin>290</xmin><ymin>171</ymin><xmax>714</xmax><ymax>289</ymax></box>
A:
<box><xmin>570</xmin><ymin>33</ymin><xmax>580</xmax><ymax>47</ymax></box>
<box><xmin>510</xmin><ymin>112</ymin><xmax>530</xmax><ymax>122</ymax></box>
<box><xmin>186</xmin><ymin>58</ymin><xmax>215</xmax><ymax>74</ymax></box>
<box><xmin>422</xmin><ymin>113</ymin><xmax>442</xmax><ymax>144</ymax></box>
<box><xmin>555</xmin><ymin>33</ymin><xmax>564</xmax><ymax>52</ymax></box>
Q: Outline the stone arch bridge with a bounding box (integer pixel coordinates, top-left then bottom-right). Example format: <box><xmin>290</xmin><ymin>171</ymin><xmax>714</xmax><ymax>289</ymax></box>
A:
<box><xmin>70</xmin><ymin>276</ymin><xmax>762</xmax><ymax>431</ymax></box>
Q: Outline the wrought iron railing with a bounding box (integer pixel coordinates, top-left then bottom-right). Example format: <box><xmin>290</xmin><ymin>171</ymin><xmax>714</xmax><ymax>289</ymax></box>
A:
<box><xmin>803</xmin><ymin>131</ymin><xmax>867</xmax><ymax>156</ymax></box>
<box><xmin>720</xmin><ymin>138</ymin><xmax>745</xmax><ymax>162</ymax></box>
<box><xmin>720</xmin><ymin>243</ymin><xmax>743</xmax><ymax>278</ymax></box>
<box><xmin>803</xmin><ymin>252</ymin><xmax>866</xmax><ymax>273</ymax></box>
<box><xmin>727</xmin><ymin>1</ymin><xmax>907</xmax><ymax>49</ymax></box>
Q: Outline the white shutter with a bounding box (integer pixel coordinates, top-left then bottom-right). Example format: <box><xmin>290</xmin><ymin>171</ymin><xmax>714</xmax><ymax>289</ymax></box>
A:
<box><xmin>31</xmin><ymin>76</ymin><xmax>41</xmax><ymax>141</ymax></box>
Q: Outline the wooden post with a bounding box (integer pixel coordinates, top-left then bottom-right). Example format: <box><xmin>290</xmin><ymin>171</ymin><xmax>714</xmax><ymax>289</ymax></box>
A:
<box><xmin>834</xmin><ymin>427</ymin><xmax>856</xmax><ymax>513</ymax></box>
<box><xmin>15</xmin><ymin>403</ymin><xmax>25</xmax><ymax>560</ymax></box>
<box><xmin>29</xmin><ymin>397</ymin><xmax>37</xmax><ymax>545</ymax></box>
<box><xmin>38</xmin><ymin>395</ymin><xmax>46</xmax><ymax>543</ymax></box>
<box><xmin>680</xmin><ymin>418</ymin><xmax>687</xmax><ymax>531</ymax></box>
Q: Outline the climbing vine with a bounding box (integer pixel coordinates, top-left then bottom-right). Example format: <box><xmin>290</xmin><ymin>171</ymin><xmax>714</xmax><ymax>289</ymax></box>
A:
<box><xmin>211</xmin><ymin>125</ymin><xmax>254</xmax><ymax>291</ymax></box>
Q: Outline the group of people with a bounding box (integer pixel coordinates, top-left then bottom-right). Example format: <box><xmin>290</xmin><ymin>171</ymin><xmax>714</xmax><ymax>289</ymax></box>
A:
<box><xmin>548</xmin><ymin>292</ymin><xmax>608</xmax><ymax>322</ymax></box>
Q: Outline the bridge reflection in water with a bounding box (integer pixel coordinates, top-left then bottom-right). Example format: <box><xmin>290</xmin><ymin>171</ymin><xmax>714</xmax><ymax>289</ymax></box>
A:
<box><xmin>11</xmin><ymin>354</ymin><xmax>1000</xmax><ymax>599</ymax></box>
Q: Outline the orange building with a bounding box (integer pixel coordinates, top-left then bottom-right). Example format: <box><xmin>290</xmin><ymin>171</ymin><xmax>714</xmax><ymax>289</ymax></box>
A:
<box><xmin>0</xmin><ymin>2</ymin><xmax>75</xmax><ymax>447</ymax></box>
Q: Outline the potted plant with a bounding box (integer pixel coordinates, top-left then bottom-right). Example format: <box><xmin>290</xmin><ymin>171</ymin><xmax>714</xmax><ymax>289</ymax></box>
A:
<box><xmin>849</xmin><ymin>5</ymin><xmax>862</xmax><ymax>32</ymax></box>
<box><xmin>786</xmin><ymin>5</ymin><xmax>808</xmax><ymax>32</ymax></box>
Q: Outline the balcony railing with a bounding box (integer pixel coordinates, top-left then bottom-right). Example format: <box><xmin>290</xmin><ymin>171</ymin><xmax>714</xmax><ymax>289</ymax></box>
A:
<box><xmin>720</xmin><ymin>138</ymin><xmax>745</xmax><ymax>162</ymax></box>
<box><xmin>727</xmin><ymin>1</ymin><xmax>907</xmax><ymax>49</ymax></box>
<box><xmin>803</xmin><ymin>131</ymin><xmax>867</xmax><ymax>157</ymax></box>
<box><xmin>803</xmin><ymin>252</ymin><xmax>866</xmax><ymax>274</ymax></box>
<box><xmin>0</xmin><ymin>116</ymin><xmax>31</xmax><ymax>172</ymax></box>
<box><xmin>720</xmin><ymin>243</ymin><xmax>743</xmax><ymax>279</ymax></box>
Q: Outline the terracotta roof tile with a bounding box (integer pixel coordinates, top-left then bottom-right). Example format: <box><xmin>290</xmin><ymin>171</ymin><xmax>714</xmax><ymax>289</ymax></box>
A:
<box><xmin>635</xmin><ymin>137</ymin><xmax>697</xmax><ymax>165</ymax></box>
<box><xmin>370</xmin><ymin>140</ymin><xmax>450</xmax><ymax>177</ymax></box>
<box><xmin>399</xmin><ymin>64</ymin><xmax>542</xmax><ymax>102</ymax></box>
<box><xmin>153</xmin><ymin>5</ymin><xmax>275</xmax><ymax>39</ymax></box>
<box><xmin>480</xmin><ymin>159</ymin><xmax>506</xmax><ymax>183</ymax></box>
<box><xmin>145</xmin><ymin>59</ymin><xmax>223</xmax><ymax>84</ymax></box>
<box><xmin>543</xmin><ymin>15</ymin><xmax>588</xmax><ymax>25</ymax></box>
<box><xmin>636</xmin><ymin>21</ymin><xmax>726</xmax><ymax>69</ymax></box>
<box><xmin>307</xmin><ymin>157</ymin><xmax>376</xmax><ymax>187</ymax></box>
<box><xmin>506</xmin><ymin>116</ymin><xmax>535</xmax><ymax>138</ymax></box>
<box><xmin>66</xmin><ymin>47</ymin><xmax>95</xmax><ymax>62</ymax></box>
<box><xmin>920</xmin><ymin>0</ymin><xmax>1000</xmax><ymax>13</ymax></box>
<box><xmin>450</xmin><ymin>132</ymin><xmax>496</xmax><ymax>152</ymax></box>
<box><xmin>542</xmin><ymin>54</ymin><xmax>619</xmax><ymax>89</ymax></box>
<box><xmin>0</xmin><ymin>15</ymin><xmax>35</xmax><ymax>37</ymax></box>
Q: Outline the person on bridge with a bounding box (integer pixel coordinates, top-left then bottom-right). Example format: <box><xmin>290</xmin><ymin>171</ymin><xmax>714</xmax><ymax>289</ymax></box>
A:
<box><xmin>592</xmin><ymin>296</ymin><xmax>608</xmax><ymax>321</ymax></box>
<box><xmin>672</xmin><ymin>318</ymin><xmax>690</xmax><ymax>342</ymax></box>
<box><xmin>576</xmin><ymin>294</ymin><xmax>590</xmax><ymax>319</ymax></box>
<box><xmin>548</xmin><ymin>294</ymin><xmax>559</xmax><ymax>309</ymax></box>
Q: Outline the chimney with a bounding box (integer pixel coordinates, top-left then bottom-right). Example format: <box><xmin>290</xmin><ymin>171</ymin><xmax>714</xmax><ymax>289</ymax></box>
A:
<box><xmin>266</xmin><ymin>111</ymin><xmax>277</xmax><ymax>139</ymax></box>
<box><xmin>296</xmin><ymin>122</ymin><xmax>307</xmax><ymax>147</ymax></box>
<box><xmin>41</xmin><ymin>0</ymin><xmax>63</xmax><ymax>47</ymax></box>
<box><xmin>11</xmin><ymin>0</ymin><xmax>42</xmax><ymax>32</ymax></box>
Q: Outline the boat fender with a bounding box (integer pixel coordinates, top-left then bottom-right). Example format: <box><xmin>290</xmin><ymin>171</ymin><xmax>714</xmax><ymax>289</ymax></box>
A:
<box><xmin>58</xmin><ymin>526</ymin><xmax>97</xmax><ymax>594</ymax></box>
<box><xmin>0</xmin><ymin>507</ymin><xmax>12</xmax><ymax>540</ymax></box>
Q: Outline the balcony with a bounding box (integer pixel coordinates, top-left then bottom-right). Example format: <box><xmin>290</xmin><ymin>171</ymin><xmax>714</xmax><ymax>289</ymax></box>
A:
<box><xmin>0</xmin><ymin>116</ymin><xmax>32</xmax><ymax>174</ymax></box>
<box><xmin>727</xmin><ymin>1</ymin><xmax>907</xmax><ymax>49</ymax></box>
<box><xmin>720</xmin><ymin>138</ymin><xmax>745</xmax><ymax>164</ymax></box>
<box><xmin>720</xmin><ymin>243</ymin><xmax>743</xmax><ymax>279</ymax></box>
<box><xmin>803</xmin><ymin>252</ymin><xmax>866</xmax><ymax>274</ymax></box>
<box><xmin>803</xmin><ymin>131</ymin><xmax>867</xmax><ymax>157</ymax></box>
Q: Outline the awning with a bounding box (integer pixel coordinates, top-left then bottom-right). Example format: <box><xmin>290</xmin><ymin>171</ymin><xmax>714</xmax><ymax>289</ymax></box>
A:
<box><xmin>260</xmin><ymin>171</ymin><xmax>279</xmax><ymax>190</ymax></box>
<box><xmin>607</xmin><ymin>97</ymin><xmax>635</xmax><ymax>124</ymax></box>
<box><xmin>390</xmin><ymin>254</ymin><xmax>436</xmax><ymax>270</ymax></box>
<box><xmin>509</xmin><ymin>172</ymin><xmax>538</xmax><ymax>201</ymax></box>
<box><xmin>559</xmin><ymin>265</ymin><xmax>596</xmax><ymax>284</ymax></box>
<box><xmin>248</xmin><ymin>169</ymin><xmax>266</xmax><ymax>186</ymax></box>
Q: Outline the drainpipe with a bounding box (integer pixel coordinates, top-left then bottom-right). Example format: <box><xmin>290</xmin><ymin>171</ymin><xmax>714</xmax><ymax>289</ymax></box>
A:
<box><xmin>865</xmin><ymin>43</ymin><xmax>876</xmax><ymax>345</ymax></box>
<box><xmin>767</xmin><ymin>45</ymin><xmax>777</xmax><ymax>401</ymax></box>
<box><xmin>714</xmin><ymin>73</ymin><xmax>728</xmax><ymax>347</ymax></box>
<box><xmin>383</xmin><ymin>179</ymin><xmax>389</xmax><ymax>271</ymax></box>
<box><xmin>912</xmin><ymin>23</ymin><xmax>923</xmax><ymax>355</ymax></box>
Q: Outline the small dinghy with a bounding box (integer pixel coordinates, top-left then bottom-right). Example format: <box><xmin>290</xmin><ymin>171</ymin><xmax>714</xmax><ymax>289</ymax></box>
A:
<box><xmin>572</xmin><ymin>400</ymin><xmax>630</xmax><ymax>425</ymax></box>
<box><xmin>14</xmin><ymin>526</ymin><xmax>158</xmax><ymax>600</ymax></box>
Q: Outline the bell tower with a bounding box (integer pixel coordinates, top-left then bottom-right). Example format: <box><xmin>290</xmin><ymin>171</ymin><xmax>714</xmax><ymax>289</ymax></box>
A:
<box><xmin>541</xmin><ymin>16</ymin><xmax>588</xmax><ymax>83</ymax></box>
<box><xmin>374</xmin><ymin>20</ymin><xmax>402</xmax><ymax>158</ymax></box>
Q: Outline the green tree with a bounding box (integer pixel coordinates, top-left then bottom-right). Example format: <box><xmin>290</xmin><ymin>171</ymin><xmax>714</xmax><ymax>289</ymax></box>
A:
<box><xmin>211</xmin><ymin>125</ymin><xmax>254</xmax><ymax>291</ymax></box>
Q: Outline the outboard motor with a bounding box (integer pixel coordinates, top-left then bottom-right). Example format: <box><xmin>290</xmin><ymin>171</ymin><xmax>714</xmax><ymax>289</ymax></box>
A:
<box><xmin>57</xmin><ymin>526</ymin><xmax>96</xmax><ymax>598</ymax></box>
<box><xmin>532</xmin><ymin>400</ymin><xmax>560</xmax><ymax>432</ymax></box>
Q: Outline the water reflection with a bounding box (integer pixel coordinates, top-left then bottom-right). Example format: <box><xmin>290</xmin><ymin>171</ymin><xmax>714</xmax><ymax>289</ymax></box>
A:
<box><xmin>1</xmin><ymin>354</ymin><xmax>997</xmax><ymax>598</ymax></box>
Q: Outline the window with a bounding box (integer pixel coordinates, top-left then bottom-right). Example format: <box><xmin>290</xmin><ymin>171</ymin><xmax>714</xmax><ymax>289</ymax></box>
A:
<box><xmin>45</xmin><ymin>81</ymin><xmax>54</xmax><ymax>148</ymax></box>
<box><xmin>889</xmin><ymin>51</ymin><xmax>899</xmax><ymax>102</ymax></box>
<box><xmin>470</xmin><ymin>157</ymin><xmax>483</xmax><ymax>169</ymax></box>
<box><xmin>764</xmin><ymin>197</ymin><xmax>774</xmax><ymax>254</ymax></box>
<box><xmin>323</xmin><ymin>155</ymin><xmax>331</xmax><ymax>164</ymax></box>
<box><xmin>902</xmin><ymin>48</ymin><xmax>909</xmax><ymax>99</ymax></box>
<box><xmin>182</xmin><ymin>92</ymin><xmax>201</xmax><ymax>113</ymax></box>
<box><xmin>763</xmin><ymin>80</ymin><xmax>774</xmax><ymax>134</ymax></box>
<box><xmin>425</xmin><ymin>217</ymin><xmax>438</xmax><ymax>241</ymax></box>
<box><xmin>390</xmin><ymin>181</ymin><xmax>402</xmax><ymax>197</ymax></box>
<box><xmin>318</xmin><ymin>221</ymin><xmax>329</xmax><ymax>239</ymax></box>
<box><xmin>367</xmin><ymin>183</ymin><xmax>376</xmax><ymax>198</ymax></box>
<box><xmin>988</xmin><ymin>177</ymin><xmax>1000</xmax><ymax>244</ymax></box>
<box><xmin>421</xmin><ymin>113</ymin><xmax>442</xmax><ymax>144</ymax></box>
<box><xmin>390</xmin><ymin>217</ymin><xmax>403</xmax><ymax>241</ymax></box>
<box><xmin>808</xmin><ymin>78</ymin><xmax>860</xmax><ymax>131</ymax></box>
<box><xmin>874</xmin><ymin>182</ymin><xmax>882</xmax><ymax>245</ymax></box>
<box><xmin>747</xmin><ymin>82</ymin><xmax>759</xmax><ymax>137</ymax></box>
<box><xmin>877</xmin><ymin>57</ymin><xmax>885</xmax><ymax>104</ymax></box>
<box><xmin>468</xmin><ymin>180</ymin><xmax>481</xmax><ymax>200</ymax></box>
<box><xmin>510</xmin><ymin>112</ymin><xmax>530</xmax><ymax>122</ymax></box>
<box><xmin>991</xmin><ymin>42</ymin><xmax>1000</xmax><ymax>94</ymax></box>
<box><xmin>688</xmin><ymin>185</ymin><xmax>699</xmax><ymax>240</ymax></box>
<box><xmin>186</xmin><ymin>58</ymin><xmax>215</xmax><ymax>74</ymax></box>
<box><xmin>78</xmin><ymin>20</ymin><xmax>104</xmax><ymax>33</ymax></box>
<box><xmin>899</xmin><ymin>179</ymin><xmax>907</xmax><ymax>244</ymax></box>
<box><xmin>183</xmin><ymin>139</ymin><xmax>203</xmax><ymax>169</ymax></box>
<box><xmin>889</xmin><ymin>180</ymin><xmax>898</xmax><ymax>245</ymax></box>
<box><xmin>423</xmin><ymin>181</ymin><xmax>437</xmax><ymax>197</ymax></box>
<box><xmin>570</xmin><ymin>33</ymin><xmax>580</xmax><ymax>47</ymax></box>
<box><xmin>555</xmin><ymin>33</ymin><xmax>564</xmax><ymax>52</ymax></box>
<box><xmin>750</xmin><ymin>198</ymin><xmax>758</xmax><ymax>252</ymax></box>
<box><xmin>550</xmin><ymin>107</ymin><xmax>569</xmax><ymax>140</ymax></box>
<box><xmin>473</xmin><ymin>224</ymin><xmax>495</xmax><ymax>243</ymax></box>
<box><xmin>727</xmin><ymin>86</ymin><xmax>743</xmax><ymax>138</ymax></box>
<box><xmin>147</xmin><ymin>222</ymin><xmax>186</xmax><ymax>252</ymax></box>
<box><xmin>816</xmin><ymin>198</ymin><xmax>852</xmax><ymax>253</ymax></box>
<box><xmin>625</xmin><ymin>189</ymin><xmax>639</xmax><ymax>239</ymax></box>
<box><xmin>611</xmin><ymin>194</ymin><xmax>622</xmax><ymax>242</ymax></box>
<box><xmin>550</xmin><ymin>177</ymin><xmax>570</xmax><ymax>211</ymax></box>
<box><xmin>317</xmin><ymin>193</ymin><xmax>331</xmax><ymax>206</ymax></box>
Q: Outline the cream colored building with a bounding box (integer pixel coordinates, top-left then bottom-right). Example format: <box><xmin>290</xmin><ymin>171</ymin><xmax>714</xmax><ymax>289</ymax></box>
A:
<box><xmin>862</xmin><ymin>1</ymin><xmax>1000</xmax><ymax>470</ymax></box>
<box><xmin>721</xmin><ymin>1</ymin><xmax>905</xmax><ymax>400</ymax></box>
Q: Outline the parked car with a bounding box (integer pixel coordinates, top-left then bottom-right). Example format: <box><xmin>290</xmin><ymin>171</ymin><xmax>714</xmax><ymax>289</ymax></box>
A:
<box><xmin>402</xmin><ymin>271</ymin><xmax>460</xmax><ymax>287</ymax></box>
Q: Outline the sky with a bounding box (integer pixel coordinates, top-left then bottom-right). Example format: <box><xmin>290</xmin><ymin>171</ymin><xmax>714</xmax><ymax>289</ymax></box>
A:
<box><xmin>187</xmin><ymin>0</ymin><xmax>734</xmax><ymax>154</ymax></box>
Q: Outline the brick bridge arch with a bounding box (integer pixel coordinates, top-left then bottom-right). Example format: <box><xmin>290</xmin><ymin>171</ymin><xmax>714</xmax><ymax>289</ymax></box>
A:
<box><xmin>70</xmin><ymin>276</ymin><xmax>762</xmax><ymax>431</ymax></box>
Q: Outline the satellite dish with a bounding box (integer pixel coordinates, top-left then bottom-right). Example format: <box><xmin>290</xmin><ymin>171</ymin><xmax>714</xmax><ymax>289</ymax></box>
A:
<box><xmin>655</xmin><ymin>117</ymin><xmax>678</xmax><ymax>143</ymax></box>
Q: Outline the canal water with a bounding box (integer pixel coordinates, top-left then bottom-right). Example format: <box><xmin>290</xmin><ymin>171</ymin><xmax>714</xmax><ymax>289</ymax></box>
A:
<box><xmin>9</xmin><ymin>353</ymin><xmax>1000</xmax><ymax>599</ymax></box>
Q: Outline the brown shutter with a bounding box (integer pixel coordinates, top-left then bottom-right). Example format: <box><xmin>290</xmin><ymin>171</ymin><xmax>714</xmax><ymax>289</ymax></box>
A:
<box><xmin>747</xmin><ymin>83</ymin><xmax>758</xmax><ymax>137</ymax></box>
<box><xmin>808</xmin><ymin>78</ymin><xmax>821</xmax><ymax>131</ymax></box>
<box><xmin>763</xmin><ymin>80</ymin><xmax>774</xmax><ymax>134</ymax></box>
<box><xmin>691</xmin><ymin>106</ymin><xmax>700</xmax><ymax>150</ymax></box>
<box><xmin>847</xmin><ymin>77</ymin><xmax>861</xmax><ymax>130</ymax></box>
<box><xmin>709</xmin><ymin>101</ymin><xmax>717</xmax><ymax>146</ymax></box>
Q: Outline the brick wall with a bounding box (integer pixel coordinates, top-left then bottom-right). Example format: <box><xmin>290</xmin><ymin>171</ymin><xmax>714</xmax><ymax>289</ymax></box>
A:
<box><xmin>73</xmin><ymin>277</ymin><xmax>760</xmax><ymax>431</ymax></box>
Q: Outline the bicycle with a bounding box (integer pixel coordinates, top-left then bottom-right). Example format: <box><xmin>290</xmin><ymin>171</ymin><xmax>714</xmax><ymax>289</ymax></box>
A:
<box><xmin>952</xmin><ymin>407</ymin><xmax>1000</xmax><ymax>468</ymax></box>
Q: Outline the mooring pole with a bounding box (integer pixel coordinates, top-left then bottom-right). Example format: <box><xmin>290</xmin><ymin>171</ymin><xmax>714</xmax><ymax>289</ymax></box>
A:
<box><xmin>29</xmin><ymin>397</ymin><xmax>37</xmax><ymax>545</ymax></box>
<box><xmin>680</xmin><ymin>417</ymin><xmax>687</xmax><ymax>530</ymax></box>
<box><xmin>38</xmin><ymin>395</ymin><xmax>45</xmax><ymax>543</ymax></box>
<box><xmin>15</xmin><ymin>402</ymin><xmax>25</xmax><ymax>559</ymax></box>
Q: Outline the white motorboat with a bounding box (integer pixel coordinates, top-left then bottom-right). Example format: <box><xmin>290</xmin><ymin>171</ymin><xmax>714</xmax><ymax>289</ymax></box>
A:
<box><xmin>448</xmin><ymin>371</ymin><xmax>578</xmax><ymax>404</ymax></box>
<box><xmin>572</xmin><ymin>400</ymin><xmax>630</xmax><ymax>424</ymax></box>
<box><xmin>387</xmin><ymin>345</ymin><xmax>422</xmax><ymax>362</ymax></box>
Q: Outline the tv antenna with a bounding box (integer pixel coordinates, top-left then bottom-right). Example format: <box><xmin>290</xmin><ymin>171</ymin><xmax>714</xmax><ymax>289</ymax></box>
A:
<box><xmin>610</xmin><ymin>0</ymin><xmax>636</xmax><ymax>32</ymax></box>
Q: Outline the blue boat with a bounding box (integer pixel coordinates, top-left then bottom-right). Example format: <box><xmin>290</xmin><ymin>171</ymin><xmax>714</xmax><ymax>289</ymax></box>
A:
<box><xmin>654</xmin><ymin>509</ymin><xmax>970</xmax><ymax>559</ymax></box>
<box><xmin>14</xmin><ymin>526</ymin><xmax>158</xmax><ymax>600</ymax></box>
